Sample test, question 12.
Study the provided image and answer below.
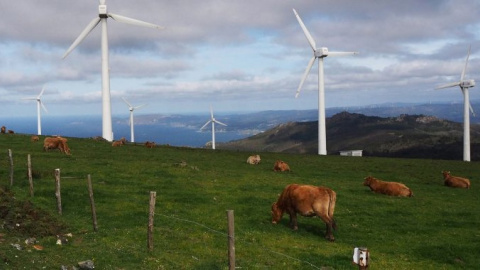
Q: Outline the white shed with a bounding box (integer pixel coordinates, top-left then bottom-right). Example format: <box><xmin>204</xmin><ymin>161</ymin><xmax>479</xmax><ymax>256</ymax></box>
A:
<box><xmin>339</xmin><ymin>150</ymin><xmax>363</xmax><ymax>157</ymax></box>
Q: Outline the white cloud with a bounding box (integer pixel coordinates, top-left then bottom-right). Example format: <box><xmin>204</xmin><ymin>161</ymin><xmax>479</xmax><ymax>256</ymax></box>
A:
<box><xmin>0</xmin><ymin>0</ymin><xmax>479</xmax><ymax>118</ymax></box>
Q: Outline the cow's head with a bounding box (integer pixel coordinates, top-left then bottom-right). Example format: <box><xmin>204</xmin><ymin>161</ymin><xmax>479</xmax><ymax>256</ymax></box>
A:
<box><xmin>363</xmin><ymin>176</ymin><xmax>373</xmax><ymax>186</ymax></box>
<box><xmin>62</xmin><ymin>142</ymin><xmax>71</xmax><ymax>155</ymax></box>
<box><xmin>271</xmin><ymin>202</ymin><xmax>283</xmax><ymax>224</ymax></box>
<box><xmin>442</xmin><ymin>171</ymin><xmax>450</xmax><ymax>179</ymax></box>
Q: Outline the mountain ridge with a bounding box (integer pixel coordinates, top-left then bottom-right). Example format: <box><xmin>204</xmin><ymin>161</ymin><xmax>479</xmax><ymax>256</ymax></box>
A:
<box><xmin>217</xmin><ymin>112</ymin><xmax>480</xmax><ymax>161</ymax></box>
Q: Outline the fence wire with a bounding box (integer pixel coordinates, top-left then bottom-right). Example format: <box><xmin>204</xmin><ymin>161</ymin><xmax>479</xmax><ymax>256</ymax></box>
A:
<box><xmin>156</xmin><ymin>212</ymin><xmax>322</xmax><ymax>269</ymax></box>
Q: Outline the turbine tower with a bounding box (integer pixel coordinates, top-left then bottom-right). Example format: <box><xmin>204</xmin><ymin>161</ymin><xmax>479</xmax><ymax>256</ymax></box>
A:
<box><xmin>23</xmin><ymin>86</ymin><xmax>48</xmax><ymax>135</ymax></box>
<box><xmin>122</xmin><ymin>97</ymin><xmax>146</xmax><ymax>143</ymax></box>
<box><xmin>200</xmin><ymin>106</ymin><xmax>227</xmax><ymax>150</ymax></box>
<box><xmin>63</xmin><ymin>0</ymin><xmax>163</xmax><ymax>142</ymax></box>
<box><xmin>293</xmin><ymin>8</ymin><xmax>358</xmax><ymax>155</ymax></box>
<box><xmin>436</xmin><ymin>45</ymin><xmax>476</xmax><ymax>162</ymax></box>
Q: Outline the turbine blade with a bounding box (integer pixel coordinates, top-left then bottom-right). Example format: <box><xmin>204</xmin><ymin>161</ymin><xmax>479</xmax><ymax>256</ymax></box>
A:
<box><xmin>210</xmin><ymin>105</ymin><xmax>214</xmax><ymax>119</ymax></box>
<box><xmin>38</xmin><ymin>86</ymin><xmax>46</xmax><ymax>98</ymax></box>
<box><xmin>214</xmin><ymin>120</ymin><xmax>227</xmax><ymax>126</ymax></box>
<box><xmin>122</xmin><ymin>97</ymin><xmax>132</xmax><ymax>107</ymax></box>
<box><xmin>40</xmin><ymin>101</ymin><xmax>48</xmax><ymax>113</ymax></box>
<box><xmin>469</xmin><ymin>102</ymin><xmax>476</xmax><ymax>117</ymax></box>
<box><xmin>108</xmin><ymin>13</ymin><xmax>164</xmax><ymax>29</ymax></box>
<box><xmin>295</xmin><ymin>56</ymin><xmax>316</xmax><ymax>98</ymax></box>
<box><xmin>293</xmin><ymin>9</ymin><xmax>316</xmax><ymax>51</ymax></box>
<box><xmin>328</xmin><ymin>51</ymin><xmax>359</xmax><ymax>57</ymax></box>
<box><xmin>134</xmin><ymin>104</ymin><xmax>147</xmax><ymax>110</ymax></box>
<box><xmin>63</xmin><ymin>17</ymin><xmax>101</xmax><ymax>59</ymax></box>
<box><xmin>200</xmin><ymin>120</ymin><xmax>211</xmax><ymax>130</ymax></box>
<box><xmin>461</xmin><ymin>45</ymin><xmax>471</xmax><ymax>81</ymax></box>
<box><xmin>435</xmin><ymin>82</ymin><xmax>461</xmax><ymax>89</ymax></box>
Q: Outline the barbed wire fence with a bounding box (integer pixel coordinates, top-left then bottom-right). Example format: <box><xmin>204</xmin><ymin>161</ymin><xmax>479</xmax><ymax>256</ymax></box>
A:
<box><xmin>4</xmin><ymin>151</ymin><xmax>324</xmax><ymax>269</ymax></box>
<box><xmin>155</xmin><ymin>212</ymin><xmax>323</xmax><ymax>269</ymax></box>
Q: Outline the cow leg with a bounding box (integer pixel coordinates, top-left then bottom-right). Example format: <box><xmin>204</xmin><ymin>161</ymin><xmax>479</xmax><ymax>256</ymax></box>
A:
<box><xmin>288</xmin><ymin>212</ymin><xmax>298</xmax><ymax>230</ymax></box>
<box><xmin>324</xmin><ymin>222</ymin><xmax>334</xmax><ymax>242</ymax></box>
<box><xmin>317</xmin><ymin>214</ymin><xmax>335</xmax><ymax>241</ymax></box>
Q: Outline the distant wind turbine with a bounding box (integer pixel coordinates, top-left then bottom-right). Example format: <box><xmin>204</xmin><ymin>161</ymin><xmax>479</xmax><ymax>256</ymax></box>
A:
<box><xmin>23</xmin><ymin>86</ymin><xmax>48</xmax><ymax>135</ymax></box>
<box><xmin>436</xmin><ymin>45</ymin><xmax>476</xmax><ymax>162</ymax></box>
<box><xmin>63</xmin><ymin>0</ymin><xmax>163</xmax><ymax>142</ymax></box>
<box><xmin>292</xmin><ymin>8</ymin><xmax>358</xmax><ymax>155</ymax></box>
<box><xmin>122</xmin><ymin>97</ymin><xmax>147</xmax><ymax>143</ymax></box>
<box><xmin>200</xmin><ymin>106</ymin><xmax>227</xmax><ymax>150</ymax></box>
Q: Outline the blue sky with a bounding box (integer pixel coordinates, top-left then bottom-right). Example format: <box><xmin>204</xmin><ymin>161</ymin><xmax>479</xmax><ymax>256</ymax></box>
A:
<box><xmin>1</xmin><ymin>0</ymin><xmax>480</xmax><ymax>118</ymax></box>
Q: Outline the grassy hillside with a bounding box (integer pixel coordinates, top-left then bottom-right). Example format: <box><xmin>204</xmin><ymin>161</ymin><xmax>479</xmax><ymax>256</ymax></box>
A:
<box><xmin>219</xmin><ymin>112</ymin><xmax>480</xmax><ymax>161</ymax></box>
<box><xmin>1</xmin><ymin>133</ymin><xmax>479</xmax><ymax>269</ymax></box>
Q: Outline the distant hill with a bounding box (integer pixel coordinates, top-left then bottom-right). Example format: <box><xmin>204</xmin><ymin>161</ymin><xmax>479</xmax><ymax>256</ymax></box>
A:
<box><xmin>218</xmin><ymin>112</ymin><xmax>480</xmax><ymax>161</ymax></box>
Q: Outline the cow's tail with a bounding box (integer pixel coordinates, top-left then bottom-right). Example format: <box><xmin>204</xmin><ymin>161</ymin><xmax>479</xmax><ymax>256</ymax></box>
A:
<box><xmin>328</xmin><ymin>189</ymin><xmax>337</xmax><ymax>230</ymax></box>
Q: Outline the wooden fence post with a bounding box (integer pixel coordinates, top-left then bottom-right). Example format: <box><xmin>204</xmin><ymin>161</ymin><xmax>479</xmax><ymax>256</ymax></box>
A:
<box><xmin>87</xmin><ymin>174</ymin><xmax>98</xmax><ymax>232</ymax></box>
<box><xmin>227</xmin><ymin>210</ymin><xmax>235</xmax><ymax>270</ymax></box>
<box><xmin>55</xmin><ymin>169</ymin><xmax>62</xmax><ymax>215</ymax></box>
<box><xmin>28</xmin><ymin>154</ymin><xmax>34</xmax><ymax>197</ymax></box>
<box><xmin>8</xmin><ymin>149</ymin><xmax>13</xmax><ymax>186</ymax></box>
<box><xmin>147</xmin><ymin>191</ymin><xmax>156</xmax><ymax>251</ymax></box>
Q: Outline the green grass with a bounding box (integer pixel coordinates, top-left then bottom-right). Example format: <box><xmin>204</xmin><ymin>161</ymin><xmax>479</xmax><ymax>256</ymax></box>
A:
<box><xmin>1</xmin><ymin>133</ymin><xmax>479</xmax><ymax>269</ymax></box>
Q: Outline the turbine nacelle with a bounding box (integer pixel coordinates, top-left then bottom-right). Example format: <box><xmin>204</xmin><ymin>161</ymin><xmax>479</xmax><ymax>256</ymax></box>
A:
<box><xmin>461</xmin><ymin>79</ymin><xmax>475</xmax><ymax>88</ymax></box>
<box><xmin>99</xmin><ymin>4</ymin><xmax>107</xmax><ymax>18</ymax></box>
<box><xmin>314</xmin><ymin>47</ymin><xmax>329</xmax><ymax>58</ymax></box>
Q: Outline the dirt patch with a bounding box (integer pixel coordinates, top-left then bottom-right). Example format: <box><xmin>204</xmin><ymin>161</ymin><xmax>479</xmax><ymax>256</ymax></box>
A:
<box><xmin>0</xmin><ymin>186</ymin><xmax>67</xmax><ymax>238</ymax></box>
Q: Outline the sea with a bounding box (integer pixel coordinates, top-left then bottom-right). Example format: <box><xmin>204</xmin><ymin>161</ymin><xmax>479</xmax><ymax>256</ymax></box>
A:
<box><xmin>0</xmin><ymin>115</ymin><xmax>248</xmax><ymax>148</ymax></box>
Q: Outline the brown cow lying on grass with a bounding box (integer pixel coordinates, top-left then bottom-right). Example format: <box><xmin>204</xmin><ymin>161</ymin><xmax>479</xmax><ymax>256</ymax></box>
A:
<box><xmin>31</xmin><ymin>135</ymin><xmax>39</xmax><ymax>142</ymax></box>
<box><xmin>44</xmin><ymin>137</ymin><xmax>71</xmax><ymax>155</ymax></box>
<box><xmin>363</xmin><ymin>176</ymin><xmax>413</xmax><ymax>197</ymax></box>
<box><xmin>273</xmin><ymin>160</ymin><xmax>290</xmax><ymax>172</ymax></box>
<box><xmin>112</xmin><ymin>137</ymin><xmax>127</xmax><ymax>147</ymax></box>
<box><xmin>246</xmin><ymin>154</ymin><xmax>261</xmax><ymax>164</ymax></box>
<box><xmin>442</xmin><ymin>171</ymin><xmax>470</xmax><ymax>189</ymax></box>
<box><xmin>271</xmin><ymin>184</ymin><xmax>337</xmax><ymax>241</ymax></box>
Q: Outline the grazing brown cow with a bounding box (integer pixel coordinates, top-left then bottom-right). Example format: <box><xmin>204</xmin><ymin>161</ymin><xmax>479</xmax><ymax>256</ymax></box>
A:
<box><xmin>1</xmin><ymin>126</ymin><xmax>5</xmax><ymax>134</ymax></box>
<box><xmin>43</xmin><ymin>137</ymin><xmax>71</xmax><ymax>155</ymax></box>
<box><xmin>246</xmin><ymin>154</ymin><xmax>261</xmax><ymax>164</ymax></box>
<box><xmin>31</xmin><ymin>135</ymin><xmax>40</xmax><ymax>142</ymax></box>
<box><xmin>363</xmin><ymin>176</ymin><xmax>413</xmax><ymax>197</ymax></box>
<box><xmin>271</xmin><ymin>184</ymin><xmax>337</xmax><ymax>241</ymax></box>
<box><xmin>145</xmin><ymin>141</ymin><xmax>156</xmax><ymax>148</ymax></box>
<box><xmin>442</xmin><ymin>171</ymin><xmax>470</xmax><ymax>189</ymax></box>
<box><xmin>273</xmin><ymin>160</ymin><xmax>290</xmax><ymax>172</ymax></box>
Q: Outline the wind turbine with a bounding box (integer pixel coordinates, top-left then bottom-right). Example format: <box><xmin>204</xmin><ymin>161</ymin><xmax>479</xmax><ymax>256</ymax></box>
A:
<box><xmin>23</xmin><ymin>86</ymin><xmax>48</xmax><ymax>135</ymax></box>
<box><xmin>200</xmin><ymin>106</ymin><xmax>227</xmax><ymax>150</ymax></box>
<box><xmin>122</xmin><ymin>97</ymin><xmax>146</xmax><ymax>143</ymax></box>
<box><xmin>436</xmin><ymin>45</ymin><xmax>476</xmax><ymax>162</ymax></box>
<box><xmin>63</xmin><ymin>0</ymin><xmax>163</xmax><ymax>142</ymax></box>
<box><xmin>293</xmin><ymin>8</ymin><xmax>358</xmax><ymax>155</ymax></box>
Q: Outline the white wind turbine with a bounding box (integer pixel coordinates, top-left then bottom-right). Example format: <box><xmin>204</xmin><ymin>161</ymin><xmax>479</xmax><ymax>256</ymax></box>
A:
<box><xmin>436</xmin><ymin>45</ymin><xmax>476</xmax><ymax>162</ymax></box>
<box><xmin>23</xmin><ymin>86</ymin><xmax>48</xmax><ymax>135</ymax></box>
<box><xmin>293</xmin><ymin>8</ymin><xmax>358</xmax><ymax>155</ymax></box>
<box><xmin>63</xmin><ymin>0</ymin><xmax>163</xmax><ymax>142</ymax></box>
<box><xmin>200</xmin><ymin>106</ymin><xmax>227</xmax><ymax>150</ymax></box>
<box><xmin>122</xmin><ymin>97</ymin><xmax>147</xmax><ymax>143</ymax></box>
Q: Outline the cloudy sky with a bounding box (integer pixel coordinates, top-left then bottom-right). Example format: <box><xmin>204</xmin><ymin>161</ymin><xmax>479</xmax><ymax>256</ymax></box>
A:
<box><xmin>1</xmin><ymin>0</ymin><xmax>480</xmax><ymax>118</ymax></box>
